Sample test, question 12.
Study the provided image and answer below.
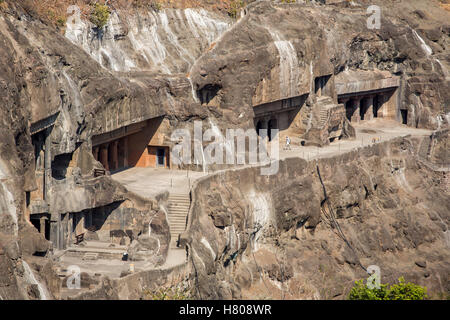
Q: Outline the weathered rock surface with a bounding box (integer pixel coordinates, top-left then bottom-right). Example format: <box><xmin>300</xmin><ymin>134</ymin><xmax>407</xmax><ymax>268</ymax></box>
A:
<box><xmin>185</xmin><ymin>136</ymin><xmax>449</xmax><ymax>299</ymax></box>
<box><xmin>0</xmin><ymin>0</ymin><xmax>448</xmax><ymax>299</ymax></box>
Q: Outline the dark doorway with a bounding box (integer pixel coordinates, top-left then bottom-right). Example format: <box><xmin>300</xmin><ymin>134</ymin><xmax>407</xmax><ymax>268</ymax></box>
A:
<box><xmin>51</xmin><ymin>153</ymin><xmax>72</xmax><ymax>180</ymax></box>
<box><xmin>345</xmin><ymin>101</ymin><xmax>353</xmax><ymax>121</ymax></box>
<box><xmin>314</xmin><ymin>75</ymin><xmax>331</xmax><ymax>96</ymax></box>
<box><xmin>107</xmin><ymin>144</ymin><xmax>115</xmax><ymax>171</ymax></box>
<box><xmin>30</xmin><ymin>218</ymin><xmax>40</xmax><ymax>233</ymax></box>
<box><xmin>401</xmin><ymin>109</ymin><xmax>408</xmax><ymax>124</ymax></box>
<box><xmin>156</xmin><ymin>148</ymin><xmax>165</xmax><ymax>167</ymax></box>
<box><xmin>360</xmin><ymin>98</ymin><xmax>369</xmax><ymax>121</ymax></box>
<box><xmin>373</xmin><ymin>96</ymin><xmax>379</xmax><ymax>118</ymax></box>
<box><xmin>268</xmin><ymin>118</ymin><xmax>278</xmax><ymax>142</ymax></box>
<box><xmin>256</xmin><ymin>121</ymin><xmax>262</xmax><ymax>137</ymax></box>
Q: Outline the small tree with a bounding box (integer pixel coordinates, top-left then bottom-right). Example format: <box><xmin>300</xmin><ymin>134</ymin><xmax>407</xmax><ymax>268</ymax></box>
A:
<box><xmin>90</xmin><ymin>3</ymin><xmax>110</xmax><ymax>30</ymax></box>
<box><xmin>386</xmin><ymin>277</ymin><xmax>428</xmax><ymax>300</ymax></box>
<box><xmin>349</xmin><ymin>277</ymin><xmax>428</xmax><ymax>300</ymax></box>
<box><xmin>348</xmin><ymin>280</ymin><xmax>389</xmax><ymax>300</ymax></box>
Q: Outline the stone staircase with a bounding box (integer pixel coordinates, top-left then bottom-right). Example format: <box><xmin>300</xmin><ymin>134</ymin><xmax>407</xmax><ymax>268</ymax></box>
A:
<box><xmin>316</xmin><ymin>96</ymin><xmax>334</xmax><ymax>127</ymax></box>
<box><xmin>418</xmin><ymin>135</ymin><xmax>432</xmax><ymax>159</ymax></box>
<box><xmin>167</xmin><ymin>193</ymin><xmax>191</xmax><ymax>248</ymax></box>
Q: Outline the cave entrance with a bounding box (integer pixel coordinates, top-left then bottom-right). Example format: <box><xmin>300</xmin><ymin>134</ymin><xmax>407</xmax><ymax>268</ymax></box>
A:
<box><xmin>29</xmin><ymin>215</ymin><xmax>50</xmax><ymax>241</ymax></box>
<box><xmin>156</xmin><ymin>147</ymin><xmax>166</xmax><ymax>167</ymax></box>
<box><xmin>92</xmin><ymin>117</ymin><xmax>170</xmax><ymax>172</ymax></box>
<box><xmin>314</xmin><ymin>75</ymin><xmax>331</xmax><ymax>97</ymax></box>
<box><xmin>401</xmin><ymin>109</ymin><xmax>408</xmax><ymax>124</ymax></box>
<box><xmin>373</xmin><ymin>95</ymin><xmax>380</xmax><ymax>118</ymax></box>
<box><xmin>256</xmin><ymin>120</ymin><xmax>262</xmax><ymax>136</ymax></box>
<box><xmin>345</xmin><ymin>100</ymin><xmax>354</xmax><ymax>121</ymax></box>
<box><xmin>51</xmin><ymin>153</ymin><xmax>73</xmax><ymax>180</ymax></box>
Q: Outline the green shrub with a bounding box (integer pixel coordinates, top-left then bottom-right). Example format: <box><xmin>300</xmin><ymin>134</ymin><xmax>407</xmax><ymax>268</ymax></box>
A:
<box><xmin>142</xmin><ymin>286</ymin><xmax>192</xmax><ymax>300</ymax></box>
<box><xmin>151</xmin><ymin>1</ymin><xmax>162</xmax><ymax>11</ymax></box>
<box><xmin>90</xmin><ymin>3</ymin><xmax>110</xmax><ymax>29</ymax></box>
<box><xmin>386</xmin><ymin>277</ymin><xmax>428</xmax><ymax>300</ymax></box>
<box><xmin>56</xmin><ymin>16</ymin><xmax>66</xmax><ymax>28</ymax></box>
<box><xmin>349</xmin><ymin>277</ymin><xmax>427</xmax><ymax>300</ymax></box>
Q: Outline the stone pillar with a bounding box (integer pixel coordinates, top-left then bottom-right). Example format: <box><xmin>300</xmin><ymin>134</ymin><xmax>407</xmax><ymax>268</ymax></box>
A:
<box><xmin>366</xmin><ymin>95</ymin><xmax>374</xmax><ymax>121</ymax></box>
<box><xmin>93</xmin><ymin>146</ymin><xmax>99</xmax><ymax>161</ymax></box>
<box><xmin>316</xmin><ymin>79</ymin><xmax>322</xmax><ymax>97</ymax></box>
<box><xmin>75</xmin><ymin>213</ymin><xmax>85</xmax><ymax>236</ymax></box>
<box><xmin>123</xmin><ymin>137</ymin><xmax>129</xmax><ymax>168</ymax></box>
<box><xmin>49</xmin><ymin>217</ymin><xmax>58</xmax><ymax>249</ymax></box>
<box><xmin>111</xmin><ymin>140</ymin><xmax>119</xmax><ymax>171</ymax></box>
<box><xmin>68</xmin><ymin>214</ymin><xmax>73</xmax><ymax>246</ymax></box>
<box><xmin>339</xmin><ymin>98</ymin><xmax>351</xmax><ymax>121</ymax></box>
<box><xmin>351</xmin><ymin>98</ymin><xmax>361</xmax><ymax>123</ymax></box>
<box><xmin>40</xmin><ymin>217</ymin><xmax>46</xmax><ymax>236</ymax></box>
<box><xmin>44</xmin><ymin>128</ymin><xmax>52</xmax><ymax>202</ymax></box>
<box><xmin>376</xmin><ymin>94</ymin><xmax>385</xmax><ymax>118</ymax></box>
<box><xmin>86</xmin><ymin>210</ymin><xmax>92</xmax><ymax>229</ymax></box>
<box><xmin>100</xmin><ymin>145</ymin><xmax>109</xmax><ymax>171</ymax></box>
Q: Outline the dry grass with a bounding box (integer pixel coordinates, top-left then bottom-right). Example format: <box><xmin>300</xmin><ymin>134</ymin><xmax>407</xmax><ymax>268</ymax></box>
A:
<box><xmin>437</xmin><ymin>0</ymin><xmax>450</xmax><ymax>12</ymax></box>
<box><xmin>6</xmin><ymin>0</ymin><xmax>251</xmax><ymax>30</ymax></box>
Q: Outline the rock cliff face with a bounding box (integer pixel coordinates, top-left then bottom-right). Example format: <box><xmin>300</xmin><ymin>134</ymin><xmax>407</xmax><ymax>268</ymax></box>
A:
<box><xmin>185</xmin><ymin>136</ymin><xmax>449</xmax><ymax>299</ymax></box>
<box><xmin>189</xmin><ymin>0</ymin><xmax>449</xmax><ymax>129</ymax></box>
<box><xmin>0</xmin><ymin>0</ymin><xmax>449</xmax><ymax>299</ymax></box>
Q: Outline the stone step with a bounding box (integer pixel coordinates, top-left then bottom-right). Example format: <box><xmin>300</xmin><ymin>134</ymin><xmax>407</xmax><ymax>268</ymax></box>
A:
<box><xmin>168</xmin><ymin>206</ymin><xmax>190</xmax><ymax>211</ymax></box>
<box><xmin>168</xmin><ymin>205</ymin><xmax>190</xmax><ymax>210</ymax></box>
<box><xmin>168</xmin><ymin>206</ymin><xmax>190</xmax><ymax>210</ymax></box>
<box><xmin>168</xmin><ymin>193</ymin><xmax>190</xmax><ymax>248</ymax></box>
<box><xmin>170</xmin><ymin>225</ymin><xmax>186</xmax><ymax>229</ymax></box>
<box><xmin>168</xmin><ymin>212</ymin><xmax>189</xmax><ymax>216</ymax></box>
<box><xmin>170</xmin><ymin>225</ymin><xmax>187</xmax><ymax>230</ymax></box>
<box><xmin>169</xmin><ymin>221</ymin><xmax>188</xmax><ymax>226</ymax></box>
<box><xmin>169</xmin><ymin>211</ymin><xmax>189</xmax><ymax>215</ymax></box>
<box><xmin>168</xmin><ymin>216</ymin><xmax>187</xmax><ymax>221</ymax></box>
<box><xmin>82</xmin><ymin>252</ymin><xmax>99</xmax><ymax>261</ymax></box>
<box><xmin>168</xmin><ymin>195</ymin><xmax>190</xmax><ymax>199</ymax></box>
<box><xmin>169</xmin><ymin>222</ymin><xmax>187</xmax><ymax>228</ymax></box>
<box><xmin>168</xmin><ymin>218</ymin><xmax>188</xmax><ymax>222</ymax></box>
<box><xmin>170</xmin><ymin>229</ymin><xmax>185</xmax><ymax>233</ymax></box>
<box><xmin>168</xmin><ymin>213</ymin><xmax>188</xmax><ymax>217</ymax></box>
<box><xmin>169</xmin><ymin>219</ymin><xmax>187</xmax><ymax>223</ymax></box>
<box><xmin>168</xmin><ymin>200</ymin><xmax>190</xmax><ymax>204</ymax></box>
<box><xmin>168</xmin><ymin>203</ymin><xmax>190</xmax><ymax>207</ymax></box>
<box><xmin>170</xmin><ymin>222</ymin><xmax>186</xmax><ymax>230</ymax></box>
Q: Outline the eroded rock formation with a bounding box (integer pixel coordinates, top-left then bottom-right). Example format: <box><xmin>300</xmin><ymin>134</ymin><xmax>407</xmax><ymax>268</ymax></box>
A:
<box><xmin>0</xmin><ymin>0</ymin><xmax>448</xmax><ymax>299</ymax></box>
<box><xmin>185</xmin><ymin>136</ymin><xmax>449</xmax><ymax>299</ymax></box>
